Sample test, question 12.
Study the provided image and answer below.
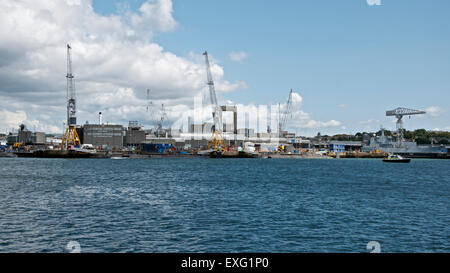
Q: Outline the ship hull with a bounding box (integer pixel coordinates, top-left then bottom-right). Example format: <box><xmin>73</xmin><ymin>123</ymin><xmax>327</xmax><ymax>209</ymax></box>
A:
<box><xmin>14</xmin><ymin>150</ymin><xmax>108</xmax><ymax>158</ymax></box>
<box><xmin>209</xmin><ymin>151</ymin><xmax>260</xmax><ymax>158</ymax></box>
<box><xmin>382</xmin><ymin>159</ymin><xmax>411</xmax><ymax>163</ymax></box>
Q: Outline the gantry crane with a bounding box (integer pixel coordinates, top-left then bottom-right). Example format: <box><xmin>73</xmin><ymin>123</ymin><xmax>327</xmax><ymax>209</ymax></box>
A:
<box><xmin>203</xmin><ymin>51</ymin><xmax>226</xmax><ymax>152</ymax></box>
<box><xmin>61</xmin><ymin>44</ymin><xmax>81</xmax><ymax>149</ymax></box>
<box><xmin>386</xmin><ymin>107</ymin><xmax>426</xmax><ymax>146</ymax></box>
<box><xmin>278</xmin><ymin>89</ymin><xmax>294</xmax><ymax>138</ymax></box>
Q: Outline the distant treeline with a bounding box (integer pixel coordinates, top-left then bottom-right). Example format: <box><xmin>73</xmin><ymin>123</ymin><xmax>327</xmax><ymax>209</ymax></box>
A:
<box><xmin>324</xmin><ymin>129</ymin><xmax>450</xmax><ymax>145</ymax></box>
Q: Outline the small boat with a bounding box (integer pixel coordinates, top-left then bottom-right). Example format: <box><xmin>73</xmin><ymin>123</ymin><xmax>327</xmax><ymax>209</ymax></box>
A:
<box><xmin>111</xmin><ymin>156</ymin><xmax>128</xmax><ymax>160</ymax></box>
<box><xmin>382</xmin><ymin>154</ymin><xmax>411</xmax><ymax>163</ymax></box>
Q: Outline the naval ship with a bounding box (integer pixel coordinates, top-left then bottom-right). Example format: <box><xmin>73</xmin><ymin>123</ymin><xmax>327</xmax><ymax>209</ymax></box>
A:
<box><xmin>361</xmin><ymin>129</ymin><xmax>448</xmax><ymax>158</ymax></box>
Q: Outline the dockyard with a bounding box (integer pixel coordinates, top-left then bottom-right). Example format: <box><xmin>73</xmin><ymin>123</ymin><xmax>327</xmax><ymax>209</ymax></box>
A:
<box><xmin>0</xmin><ymin>46</ymin><xmax>448</xmax><ymax>160</ymax></box>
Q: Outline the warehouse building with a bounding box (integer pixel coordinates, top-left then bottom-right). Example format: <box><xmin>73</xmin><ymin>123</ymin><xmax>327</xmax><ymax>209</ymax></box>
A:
<box><xmin>83</xmin><ymin>124</ymin><xmax>124</xmax><ymax>149</ymax></box>
<box><xmin>126</xmin><ymin>121</ymin><xmax>146</xmax><ymax>146</ymax></box>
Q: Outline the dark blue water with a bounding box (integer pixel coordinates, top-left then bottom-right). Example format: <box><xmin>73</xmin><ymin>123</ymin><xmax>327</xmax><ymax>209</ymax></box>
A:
<box><xmin>0</xmin><ymin>158</ymin><xmax>448</xmax><ymax>253</ymax></box>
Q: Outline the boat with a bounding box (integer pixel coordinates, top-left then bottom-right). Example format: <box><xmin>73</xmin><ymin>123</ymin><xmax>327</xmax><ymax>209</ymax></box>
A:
<box><xmin>382</xmin><ymin>154</ymin><xmax>411</xmax><ymax>163</ymax></box>
<box><xmin>14</xmin><ymin>149</ymin><xmax>108</xmax><ymax>158</ymax></box>
<box><xmin>198</xmin><ymin>149</ymin><xmax>215</xmax><ymax>156</ymax></box>
<box><xmin>207</xmin><ymin>150</ymin><xmax>261</xmax><ymax>158</ymax></box>
<box><xmin>362</xmin><ymin>128</ymin><xmax>447</xmax><ymax>158</ymax></box>
<box><xmin>14</xmin><ymin>145</ymin><xmax>108</xmax><ymax>158</ymax></box>
<box><xmin>0</xmin><ymin>151</ymin><xmax>16</xmax><ymax>157</ymax></box>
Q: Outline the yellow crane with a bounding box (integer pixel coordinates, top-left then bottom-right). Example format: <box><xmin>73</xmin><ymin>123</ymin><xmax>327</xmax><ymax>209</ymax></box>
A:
<box><xmin>62</xmin><ymin>44</ymin><xmax>81</xmax><ymax>149</ymax></box>
<box><xmin>203</xmin><ymin>51</ymin><xmax>226</xmax><ymax>153</ymax></box>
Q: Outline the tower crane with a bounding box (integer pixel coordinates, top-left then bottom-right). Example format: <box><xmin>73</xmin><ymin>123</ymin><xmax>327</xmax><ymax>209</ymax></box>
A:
<box><xmin>61</xmin><ymin>44</ymin><xmax>81</xmax><ymax>149</ymax></box>
<box><xmin>278</xmin><ymin>89</ymin><xmax>294</xmax><ymax>138</ymax></box>
<box><xmin>386</xmin><ymin>107</ymin><xmax>426</xmax><ymax>146</ymax></box>
<box><xmin>203</xmin><ymin>51</ymin><xmax>226</xmax><ymax>152</ymax></box>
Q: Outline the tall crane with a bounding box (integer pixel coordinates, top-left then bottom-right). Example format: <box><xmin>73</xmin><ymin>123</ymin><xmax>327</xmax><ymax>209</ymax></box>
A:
<box><xmin>146</xmin><ymin>88</ymin><xmax>155</xmax><ymax>128</ymax></box>
<box><xmin>146</xmin><ymin>89</ymin><xmax>152</xmax><ymax>113</ymax></box>
<box><xmin>62</xmin><ymin>44</ymin><xmax>81</xmax><ymax>149</ymax></box>
<box><xmin>156</xmin><ymin>103</ymin><xmax>167</xmax><ymax>138</ymax></box>
<box><xmin>278</xmin><ymin>89</ymin><xmax>294</xmax><ymax>138</ymax></box>
<box><xmin>386</xmin><ymin>107</ymin><xmax>426</xmax><ymax>146</ymax></box>
<box><xmin>203</xmin><ymin>51</ymin><xmax>225</xmax><ymax>152</ymax></box>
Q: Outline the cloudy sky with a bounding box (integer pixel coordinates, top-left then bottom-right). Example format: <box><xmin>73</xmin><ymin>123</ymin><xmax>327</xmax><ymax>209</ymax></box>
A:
<box><xmin>1</xmin><ymin>0</ymin><xmax>449</xmax><ymax>136</ymax></box>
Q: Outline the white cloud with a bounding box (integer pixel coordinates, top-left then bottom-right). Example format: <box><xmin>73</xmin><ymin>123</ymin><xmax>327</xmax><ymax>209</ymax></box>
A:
<box><xmin>218</xmin><ymin>91</ymin><xmax>340</xmax><ymax>133</ymax></box>
<box><xmin>432</xmin><ymin>126</ymin><xmax>450</xmax><ymax>132</ymax></box>
<box><xmin>0</xmin><ymin>110</ymin><xmax>27</xmax><ymax>130</ymax></box>
<box><xmin>67</xmin><ymin>0</ymin><xmax>82</xmax><ymax>6</ymax></box>
<box><xmin>366</xmin><ymin>0</ymin><xmax>381</xmax><ymax>6</ymax></box>
<box><xmin>130</xmin><ymin>0</ymin><xmax>177</xmax><ymax>33</ymax></box>
<box><xmin>291</xmin><ymin>92</ymin><xmax>303</xmax><ymax>105</ymax></box>
<box><xmin>360</xmin><ymin>119</ymin><xmax>380</xmax><ymax>124</ymax></box>
<box><xmin>295</xmin><ymin>119</ymin><xmax>341</xmax><ymax>129</ymax></box>
<box><xmin>0</xmin><ymin>1</ymin><xmax>341</xmax><ymax>135</ymax></box>
<box><xmin>0</xmin><ymin>0</ymin><xmax>243</xmax><ymax>133</ymax></box>
<box><xmin>282</xmin><ymin>92</ymin><xmax>340</xmax><ymax>130</ymax></box>
<box><xmin>426</xmin><ymin>106</ymin><xmax>444</xmax><ymax>117</ymax></box>
<box><xmin>229</xmin><ymin>51</ymin><xmax>248</xmax><ymax>62</ymax></box>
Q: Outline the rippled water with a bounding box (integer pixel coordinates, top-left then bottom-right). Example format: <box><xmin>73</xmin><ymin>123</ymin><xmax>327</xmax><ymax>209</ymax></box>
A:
<box><xmin>0</xmin><ymin>158</ymin><xmax>448</xmax><ymax>252</ymax></box>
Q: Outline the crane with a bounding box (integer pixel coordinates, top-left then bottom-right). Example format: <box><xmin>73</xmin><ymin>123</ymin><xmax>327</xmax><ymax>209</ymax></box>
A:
<box><xmin>203</xmin><ymin>51</ymin><xmax>225</xmax><ymax>152</ymax></box>
<box><xmin>278</xmin><ymin>89</ymin><xmax>294</xmax><ymax>138</ymax></box>
<box><xmin>61</xmin><ymin>44</ymin><xmax>81</xmax><ymax>149</ymax></box>
<box><xmin>146</xmin><ymin>88</ymin><xmax>156</xmax><ymax>129</ymax></box>
<box><xmin>146</xmin><ymin>89</ymin><xmax>152</xmax><ymax>113</ymax></box>
<box><xmin>156</xmin><ymin>103</ymin><xmax>167</xmax><ymax>138</ymax></box>
<box><xmin>386</xmin><ymin>107</ymin><xmax>426</xmax><ymax>146</ymax></box>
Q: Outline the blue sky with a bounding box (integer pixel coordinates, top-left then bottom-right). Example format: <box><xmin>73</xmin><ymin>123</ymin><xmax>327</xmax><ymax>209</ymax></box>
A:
<box><xmin>1</xmin><ymin>0</ymin><xmax>447</xmax><ymax>135</ymax></box>
<box><xmin>91</xmin><ymin>0</ymin><xmax>450</xmax><ymax>134</ymax></box>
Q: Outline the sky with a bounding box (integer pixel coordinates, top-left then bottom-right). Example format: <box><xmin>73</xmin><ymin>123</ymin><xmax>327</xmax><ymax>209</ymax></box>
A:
<box><xmin>0</xmin><ymin>0</ymin><xmax>449</xmax><ymax>136</ymax></box>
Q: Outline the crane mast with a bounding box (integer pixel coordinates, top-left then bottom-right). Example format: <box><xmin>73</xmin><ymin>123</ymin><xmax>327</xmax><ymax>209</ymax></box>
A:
<box><xmin>278</xmin><ymin>89</ymin><xmax>294</xmax><ymax>138</ymax></box>
<box><xmin>203</xmin><ymin>51</ymin><xmax>223</xmax><ymax>132</ymax></box>
<box><xmin>203</xmin><ymin>51</ymin><xmax>225</xmax><ymax>152</ymax></box>
<box><xmin>156</xmin><ymin>103</ymin><xmax>167</xmax><ymax>138</ymax></box>
<box><xmin>66</xmin><ymin>44</ymin><xmax>76</xmax><ymax>126</ymax></box>
<box><xmin>62</xmin><ymin>44</ymin><xmax>81</xmax><ymax>149</ymax></box>
<box><xmin>146</xmin><ymin>89</ymin><xmax>152</xmax><ymax>113</ymax></box>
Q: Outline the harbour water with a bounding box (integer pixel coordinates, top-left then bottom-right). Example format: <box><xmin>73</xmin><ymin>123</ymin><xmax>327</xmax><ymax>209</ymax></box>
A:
<box><xmin>0</xmin><ymin>158</ymin><xmax>448</xmax><ymax>253</ymax></box>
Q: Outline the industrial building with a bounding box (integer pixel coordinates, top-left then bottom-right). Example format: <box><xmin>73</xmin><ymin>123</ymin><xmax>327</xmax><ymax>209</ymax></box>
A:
<box><xmin>32</xmin><ymin>132</ymin><xmax>46</xmax><ymax>145</ymax></box>
<box><xmin>6</xmin><ymin>124</ymin><xmax>46</xmax><ymax>146</ymax></box>
<box><xmin>83</xmin><ymin>124</ymin><xmax>124</xmax><ymax>149</ymax></box>
<box><xmin>329</xmin><ymin>141</ymin><xmax>363</xmax><ymax>152</ymax></box>
<box><xmin>6</xmin><ymin>134</ymin><xmax>18</xmax><ymax>146</ymax></box>
<box><xmin>126</xmin><ymin>121</ymin><xmax>146</xmax><ymax>146</ymax></box>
